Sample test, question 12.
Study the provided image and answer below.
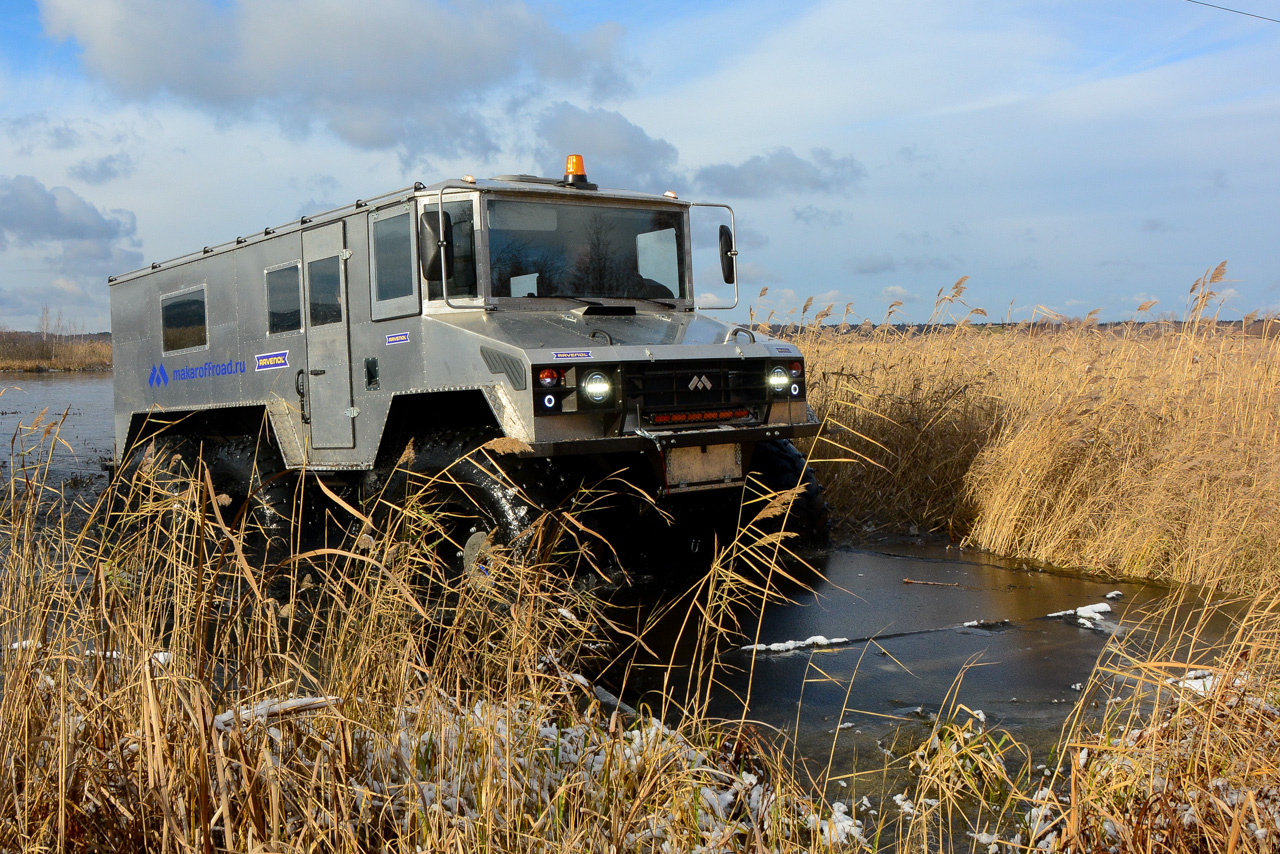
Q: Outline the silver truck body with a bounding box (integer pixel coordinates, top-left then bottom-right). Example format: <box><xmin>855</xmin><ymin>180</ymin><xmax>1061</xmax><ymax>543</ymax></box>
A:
<box><xmin>109</xmin><ymin>173</ymin><xmax>819</xmax><ymax>495</ymax></box>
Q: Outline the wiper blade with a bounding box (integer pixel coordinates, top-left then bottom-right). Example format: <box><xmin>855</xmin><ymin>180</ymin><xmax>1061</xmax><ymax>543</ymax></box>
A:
<box><xmin>634</xmin><ymin>297</ymin><xmax>678</xmax><ymax>309</ymax></box>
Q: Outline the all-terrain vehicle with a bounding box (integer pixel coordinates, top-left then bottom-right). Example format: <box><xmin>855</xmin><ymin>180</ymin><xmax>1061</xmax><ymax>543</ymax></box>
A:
<box><xmin>108</xmin><ymin>156</ymin><xmax>823</xmax><ymax>559</ymax></box>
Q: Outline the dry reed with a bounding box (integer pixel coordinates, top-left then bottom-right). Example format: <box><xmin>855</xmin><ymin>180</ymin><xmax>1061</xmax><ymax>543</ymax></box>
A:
<box><xmin>0</xmin><ymin>417</ymin><xmax>862</xmax><ymax>852</ymax></box>
<box><xmin>788</xmin><ymin>263</ymin><xmax>1280</xmax><ymax>596</ymax></box>
<box><xmin>0</xmin><ymin>330</ymin><xmax>111</xmax><ymax>372</ymax></box>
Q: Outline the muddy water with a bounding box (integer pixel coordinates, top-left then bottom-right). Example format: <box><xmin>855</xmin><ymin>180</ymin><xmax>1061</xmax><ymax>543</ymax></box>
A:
<box><xmin>2</xmin><ymin>373</ymin><xmax>1224</xmax><ymax>771</ymax></box>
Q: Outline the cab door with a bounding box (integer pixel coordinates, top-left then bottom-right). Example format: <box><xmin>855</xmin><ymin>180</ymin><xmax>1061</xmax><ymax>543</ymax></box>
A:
<box><xmin>301</xmin><ymin>222</ymin><xmax>355</xmax><ymax>449</ymax></box>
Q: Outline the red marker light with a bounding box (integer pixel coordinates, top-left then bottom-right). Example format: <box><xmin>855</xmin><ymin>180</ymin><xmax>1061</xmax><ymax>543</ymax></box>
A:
<box><xmin>538</xmin><ymin>368</ymin><xmax>560</xmax><ymax>388</ymax></box>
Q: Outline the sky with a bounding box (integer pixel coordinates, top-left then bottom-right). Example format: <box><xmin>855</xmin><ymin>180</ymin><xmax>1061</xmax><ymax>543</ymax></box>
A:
<box><xmin>1</xmin><ymin>0</ymin><xmax>1278</xmax><ymax>332</ymax></box>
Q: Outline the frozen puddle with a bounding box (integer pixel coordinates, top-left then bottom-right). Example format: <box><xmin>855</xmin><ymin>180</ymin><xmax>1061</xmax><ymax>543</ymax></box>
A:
<box><xmin>620</xmin><ymin>546</ymin><xmax>1227</xmax><ymax>768</ymax></box>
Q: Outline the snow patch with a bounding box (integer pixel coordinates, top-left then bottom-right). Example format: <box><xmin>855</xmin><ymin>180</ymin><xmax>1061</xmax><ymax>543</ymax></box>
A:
<box><xmin>743</xmin><ymin>635</ymin><xmax>849</xmax><ymax>653</ymax></box>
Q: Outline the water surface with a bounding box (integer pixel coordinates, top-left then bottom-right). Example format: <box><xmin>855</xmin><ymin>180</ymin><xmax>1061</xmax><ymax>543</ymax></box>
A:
<box><xmin>0</xmin><ymin>372</ymin><xmax>115</xmax><ymax>489</ymax></box>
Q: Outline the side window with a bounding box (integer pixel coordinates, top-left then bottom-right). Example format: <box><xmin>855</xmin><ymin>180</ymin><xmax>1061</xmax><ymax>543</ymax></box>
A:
<box><xmin>370</xmin><ymin>202</ymin><xmax>419</xmax><ymax>321</ymax></box>
<box><xmin>308</xmin><ymin>256</ymin><xmax>343</xmax><ymax>326</ymax></box>
<box><xmin>266</xmin><ymin>262</ymin><xmax>302</xmax><ymax>334</ymax></box>
<box><xmin>425</xmin><ymin>199</ymin><xmax>478</xmax><ymax>301</ymax></box>
<box><xmin>161</xmin><ymin>288</ymin><xmax>207</xmax><ymax>353</ymax></box>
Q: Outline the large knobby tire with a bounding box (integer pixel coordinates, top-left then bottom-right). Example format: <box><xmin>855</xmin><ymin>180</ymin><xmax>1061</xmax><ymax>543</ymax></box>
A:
<box><xmin>745</xmin><ymin>439</ymin><xmax>829</xmax><ymax>547</ymax></box>
<box><xmin>198</xmin><ymin>434</ymin><xmax>299</xmax><ymax>564</ymax></box>
<box><xmin>388</xmin><ymin>428</ymin><xmax>542</xmax><ymax>570</ymax></box>
<box><xmin>199</xmin><ymin>435</ymin><xmax>296</xmax><ymax>533</ymax></box>
<box><xmin>106</xmin><ymin>432</ymin><xmax>299</xmax><ymax>567</ymax></box>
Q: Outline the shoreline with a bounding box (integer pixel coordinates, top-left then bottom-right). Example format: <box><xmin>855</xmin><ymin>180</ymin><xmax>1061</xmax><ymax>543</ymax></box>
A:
<box><xmin>0</xmin><ymin>365</ymin><xmax>112</xmax><ymax>374</ymax></box>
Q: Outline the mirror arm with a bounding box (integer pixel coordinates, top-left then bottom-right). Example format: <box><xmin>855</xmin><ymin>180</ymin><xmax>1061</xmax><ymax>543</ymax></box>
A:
<box><xmin>689</xmin><ymin>202</ymin><xmax>739</xmax><ymax>310</ymax></box>
<box><xmin>427</xmin><ymin>180</ymin><xmax>475</xmax><ymax>311</ymax></box>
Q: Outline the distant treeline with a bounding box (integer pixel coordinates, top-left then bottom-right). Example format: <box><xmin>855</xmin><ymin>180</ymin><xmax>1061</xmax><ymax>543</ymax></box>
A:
<box><xmin>0</xmin><ymin>329</ymin><xmax>112</xmax><ymax>371</ymax></box>
<box><xmin>760</xmin><ymin>317</ymin><xmax>1280</xmax><ymax>338</ymax></box>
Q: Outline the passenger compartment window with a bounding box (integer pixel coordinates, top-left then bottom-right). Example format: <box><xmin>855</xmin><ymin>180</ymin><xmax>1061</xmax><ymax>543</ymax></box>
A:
<box><xmin>266</xmin><ymin>262</ymin><xmax>302</xmax><ymax>334</ymax></box>
<box><xmin>370</xmin><ymin>202</ymin><xmax>420</xmax><ymax>321</ymax></box>
<box><xmin>308</xmin><ymin>256</ymin><xmax>343</xmax><ymax>326</ymax></box>
<box><xmin>161</xmin><ymin>288</ymin><xmax>208</xmax><ymax>352</ymax></box>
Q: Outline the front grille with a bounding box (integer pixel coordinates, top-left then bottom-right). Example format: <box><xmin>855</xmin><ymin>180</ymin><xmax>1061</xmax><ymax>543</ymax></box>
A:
<box><xmin>624</xmin><ymin>360</ymin><xmax>769</xmax><ymax>423</ymax></box>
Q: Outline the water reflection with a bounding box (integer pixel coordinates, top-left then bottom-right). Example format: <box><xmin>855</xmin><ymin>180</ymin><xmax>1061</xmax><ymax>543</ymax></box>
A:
<box><xmin>607</xmin><ymin>545</ymin><xmax>1230</xmax><ymax>768</ymax></box>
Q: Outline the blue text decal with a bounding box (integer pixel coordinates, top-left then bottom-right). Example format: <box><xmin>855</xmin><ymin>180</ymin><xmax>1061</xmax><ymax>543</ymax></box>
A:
<box><xmin>553</xmin><ymin>350</ymin><xmax>592</xmax><ymax>360</ymax></box>
<box><xmin>385</xmin><ymin>332</ymin><xmax>410</xmax><ymax>345</ymax></box>
<box><xmin>171</xmin><ymin>360</ymin><xmax>247</xmax><ymax>381</ymax></box>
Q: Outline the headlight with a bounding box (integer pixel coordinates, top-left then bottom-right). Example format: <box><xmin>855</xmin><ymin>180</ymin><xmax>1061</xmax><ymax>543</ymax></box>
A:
<box><xmin>768</xmin><ymin>366</ymin><xmax>789</xmax><ymax>391</ymax></box>
<box><xmin>582</xmin><ymin>370</ymin><xmax>612</xmax><ymax>402</ymax></box>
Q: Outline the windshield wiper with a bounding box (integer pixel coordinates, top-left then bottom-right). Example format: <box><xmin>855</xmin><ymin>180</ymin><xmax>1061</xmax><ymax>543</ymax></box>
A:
<box><xmin>633</xmin><ymin>297</ymin><xmax>678</xmax><ymax>309</ymax></box>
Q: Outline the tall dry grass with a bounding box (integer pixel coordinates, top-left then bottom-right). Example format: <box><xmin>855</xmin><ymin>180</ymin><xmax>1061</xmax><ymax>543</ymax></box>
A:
<box><xmin>787</xmin><ymin>263</ymin><xmax>1280</xmax><ymax>595</ymax></box>
<box><xmin>0</xmin><ymin>416</ymin><xmax>865</xmax><ymax>852</ymax></box>
<box><xmin>0</xmin><ymin>330</ymin><xmax>111</xmax><ymax>372</ymax></box>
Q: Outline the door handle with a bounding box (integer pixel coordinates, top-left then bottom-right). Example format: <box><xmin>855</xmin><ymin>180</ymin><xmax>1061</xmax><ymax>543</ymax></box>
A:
<box><xmin>295</xmin><ymin>369</ymin><xmax>310</xmax><ymax>424</ymax></box>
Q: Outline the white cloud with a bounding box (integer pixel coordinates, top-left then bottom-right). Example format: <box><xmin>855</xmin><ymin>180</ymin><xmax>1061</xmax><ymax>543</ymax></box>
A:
<box><xmin>849</xmin><ymin>254</ymin><xmax>896</xmax><ymax>276</ymax></box>
<box><xmin>793</xmin><ymin>205</ymin><xmax>844</xmax><ymax>227</ymax></box>
<box><xmin>0</xmin><ymin>174</ymin><xmax>139</xmax><ymax>267</ymax></box>
<box><xmin>734</xmin><ymin>261</ymin><xmax>778</xmax><ymax>285</ymax></box>
<box><xmin>534</xmin><ymin>103</ymin><xmax>678</xmax><ymax>192</ymax></box>
<box><xmin>38</xmin><ymin>0</ymin><xmax>629</xmax><ymax>160</ymax></box>
<box><xmin>881</xmin><ymin>285</ymin><xmax>917</xmax><ymax>303</ymax></box>
<box><xmin>694</xmin><ymin>148</ymin><xmax>865</xmax><ymax>198</ymax></box>
<box><xmin>67</xmin><ymin>152</ymin><xmax>134</xmax><ymax>184</ymax></box>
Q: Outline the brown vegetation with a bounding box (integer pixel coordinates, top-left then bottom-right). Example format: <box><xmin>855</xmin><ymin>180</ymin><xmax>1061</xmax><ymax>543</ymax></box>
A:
<box><xmin>0</xmin><ymin>328</ymin><xmax>111</xmax><ymax>372</ymax></box>
<box><xmin>2</xmin><ymin>263</ymin><xmax>1277</xmax><ymax>850</ymax></box>
<box><xmin>788</xmin><ymin>263</ymin><xmax>1280</xmax><ymax>596</ymax></box>
<box><xmin>0</xmin><ymin>419</ymin><xmax>856</xmax><ymax>852</ymax></box>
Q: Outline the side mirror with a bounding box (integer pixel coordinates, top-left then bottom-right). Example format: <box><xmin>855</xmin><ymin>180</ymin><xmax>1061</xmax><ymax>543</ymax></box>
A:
<box><xmin>420</xmin><ymin>210</ymin><xmax>454</xmax><ymax>281</ymax></box>
<box><xmin>718</xmin><ymin>224</ymin><xmax>736</xmax><ymax>284</ymax></box>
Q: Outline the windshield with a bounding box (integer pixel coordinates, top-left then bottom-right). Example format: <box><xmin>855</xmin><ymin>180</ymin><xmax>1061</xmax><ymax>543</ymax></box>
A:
<box><xmin>487</xmin><ymin>199</ymin><xmax>686</xmax><ymax>301</ymax></box>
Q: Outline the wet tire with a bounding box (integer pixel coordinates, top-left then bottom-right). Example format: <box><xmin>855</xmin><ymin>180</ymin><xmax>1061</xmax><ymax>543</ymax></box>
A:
<box><xmin>746</xmin><ymin>439</ymin><xmax>829</xmax><ymax>547</ymax></box>
<box><xmin>381</xmin><ymin>427</ymin><xmax>542</xmax><ymax>570</ymax></box>
<box><xmin>198</xmin><ymin>434</ymin><xmax>298</xmax><ymax>562</ymax></box>
<box><xmin>198</xmin><ymin>436</ymin><xmax>293</xmax><ymax>526</ymax></box>
<box><xmin>102</xmin><ymin>434</ymin><xmax>206</xmax><ymax>559</ymax></box>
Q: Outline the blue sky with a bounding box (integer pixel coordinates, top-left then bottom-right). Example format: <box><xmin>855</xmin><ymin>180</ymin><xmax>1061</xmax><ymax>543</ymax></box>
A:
<box><xmin>1</xmin><ymin>0</ymin><xmax>1278</xmax><ymax>331</ymax></box>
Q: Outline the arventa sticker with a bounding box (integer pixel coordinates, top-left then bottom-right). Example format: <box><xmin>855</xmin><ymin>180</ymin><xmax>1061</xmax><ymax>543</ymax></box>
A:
<box><xmin>255</xmin><ymin>351</ymin><xmax>289</xmax><ymax>371</ymax></box>
<box><xmin>553</xmin><ymin>350</ymin><xmax>592</xmax><ymax>359</ymax></box>
<box><xmin>385</xmin><ymin>332</ymin><xmax>410</xmax><ymax>345</ymax></box>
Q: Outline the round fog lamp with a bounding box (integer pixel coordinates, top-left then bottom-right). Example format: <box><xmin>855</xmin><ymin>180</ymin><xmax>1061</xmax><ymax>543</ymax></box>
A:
<box><xmin>769</xmin><ymin>366</ymin><xmax>789</xmax><ymax>390</ymax></box>
<box><xmin>538</xmin><ymin>368</ymin><xmax>560</xmax><ymax>388</ymax></box>
<box><xmin>582</xmin><ymin>370</ymin><xmax>612</xmax><ymax>402</ymax></box>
